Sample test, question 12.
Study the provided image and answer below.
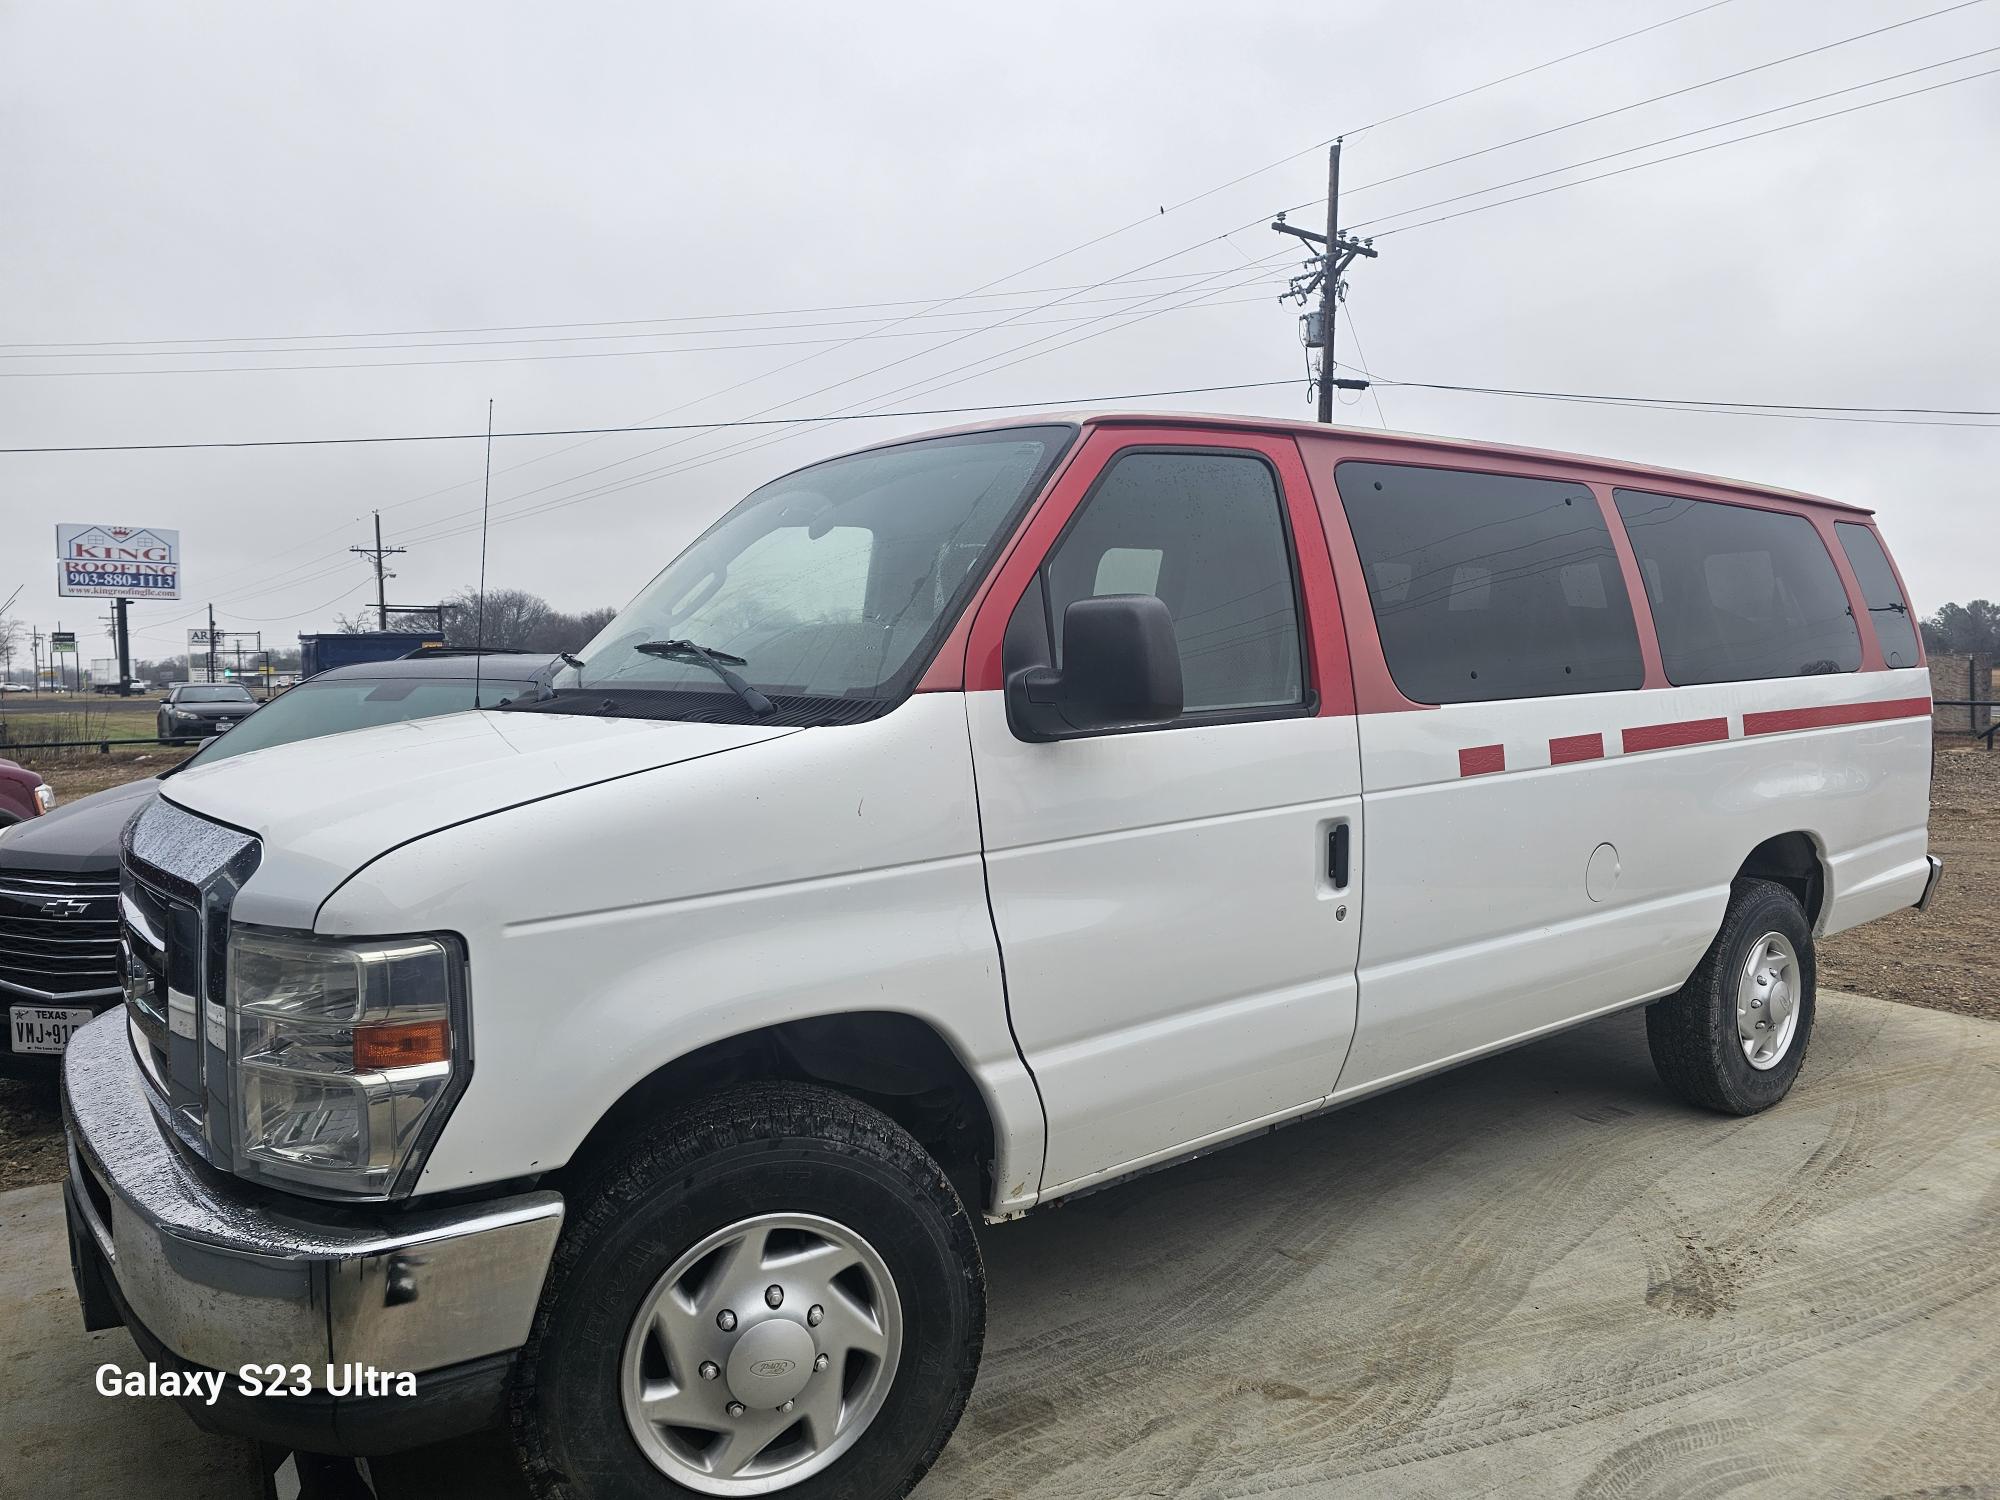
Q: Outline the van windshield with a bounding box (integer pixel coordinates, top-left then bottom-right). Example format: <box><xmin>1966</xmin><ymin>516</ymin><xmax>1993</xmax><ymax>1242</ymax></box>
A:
<box><xmin>555</xmin><ymin>427</ymin><xmax>1070</xmax><ymax>716</ymax></box>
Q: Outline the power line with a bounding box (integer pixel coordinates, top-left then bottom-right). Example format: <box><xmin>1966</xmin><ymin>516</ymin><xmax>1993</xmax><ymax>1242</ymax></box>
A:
<box><xmin>0</xmin><ymin>3</ymin><xmax>1736</xmax><ymax>359</ymax></box>
<box><xmin>0</xmin><ymin>272</ymin><xmax>1295</xmax><ymax>352</ymax></box>
<box><xmin>407</xmin><ymin>258</ymin><xmax>1301</xmax><ymax>549</ymax></box>
<box><xmin>1347</xmin><ymin>46</ymin><xmax>2000</xmax><ymax>234</ymax></box>
<box><xmin>1312</xmin><ymin>0</ymin><xmax>1989</xmax><ymax>215</ymax></box>
<box><xmin>0</xmin><ymin>285</ymin><xmax>1289</xmax><ymax>366</ymax></box>
<box><xmin>132</xmin><ymin>360</ymin><xmax>2000</xmax><ymax>631</ymax></box>
<box><xmin>177</xmin><ymin>263</ymin><xmax>1299</xmax><ymax>616</ymax></box>
<box><xmin>28</xmin><ymin>3</ymin><xmax>1749</xmax><ymax>620</ymax></box>
<box><xmin>1366</xmin><ymin>62</ymin><xmax>2000</xmax><ymax>239</ymax></box>
<box><xmin>0</xmin><ymin>292</ymin><xmax>1289</xmax><ymax>377</ymax></box>
<box><xmin>0</xmin><ymin>378</ymin><xmax>1302</xmax><ymax>455</ymax></box>
<box><xmin>19</xmin><ymin>6</ymin><xmax>1841</xmax><ymax>616</ymax></box>
<box><xmin>223</xmin><ymin>583</ymin><xmax>371</xmax><ymax>624</ymax></box>
<box><xmin>373</xmin><ymin>251</ymin><xmax>1296</xmax><ymax>559</ymax></box>
<box><xmin>1074</xmin><ymin>1</ymin><xmax>1746</xmax><ymax>255</ymax></box>
<box><xmin>1371</xmin><ymin>378</ymin><xmax>2000</xmax><ymax>427</ymax></box>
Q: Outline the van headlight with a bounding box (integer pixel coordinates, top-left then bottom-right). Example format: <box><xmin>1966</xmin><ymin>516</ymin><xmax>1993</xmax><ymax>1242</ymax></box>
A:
<box><xmin>228</xmin><ymin>926</ymin><xmax>469</xmax><ymax>1199</ymax></box>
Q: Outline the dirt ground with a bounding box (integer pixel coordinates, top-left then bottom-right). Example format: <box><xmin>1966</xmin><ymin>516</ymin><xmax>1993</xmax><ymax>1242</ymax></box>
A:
<box><xmin>1</xmin><ymin>745</ymin><xmax>1992</xmax><ymax>1193</ymax></box>
<box><xmin>1818</xmin><ymin>746</ymin><xmax>1993</xmax><ymax>1021</ymax></box>
<box><xmin>1</xmin><ymin>693</ymin><xmax>196</xmax><ymax>799</ymax></box>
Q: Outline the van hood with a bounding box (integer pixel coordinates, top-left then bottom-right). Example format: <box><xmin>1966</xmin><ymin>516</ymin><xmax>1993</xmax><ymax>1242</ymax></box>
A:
<box><xmin>160</xmin><ymin>708</ymin><xmax>800</xmax><ymax>910</ymax></box>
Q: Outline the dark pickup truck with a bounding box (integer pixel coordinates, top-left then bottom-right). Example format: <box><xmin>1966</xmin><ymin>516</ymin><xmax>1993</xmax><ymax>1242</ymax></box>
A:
<box><xmin>2</xmin><ymin>652</ymin><xmax>555</xmax><ymax>1077</ymax></box>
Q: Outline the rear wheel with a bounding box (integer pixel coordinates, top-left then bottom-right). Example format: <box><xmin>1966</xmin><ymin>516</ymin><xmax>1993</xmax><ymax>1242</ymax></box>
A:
<box><xmin>1646</xmin><ymin>877</ymin><xmax>1816</xmax><ymax>1114</ymax></box>
<box><xmin>511</xmin><ymin>1082</ymin><xmax>983</xmax><ymax>1500</ymax></box>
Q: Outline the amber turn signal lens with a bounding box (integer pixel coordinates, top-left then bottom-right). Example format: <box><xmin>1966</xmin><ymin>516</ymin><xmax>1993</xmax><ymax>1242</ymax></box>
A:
<box><xmin>353</xmin><ymin>1019</ymin><xmax>451</xmax><ymax>1071</ymax></box>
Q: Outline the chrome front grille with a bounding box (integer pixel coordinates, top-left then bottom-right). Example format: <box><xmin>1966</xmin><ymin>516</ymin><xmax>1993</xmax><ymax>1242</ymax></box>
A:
<box><xmin>120</xmin><ymin>798</ymin><xmax>261</xmax><ymax>1170</ymax></box>
<box><xmin>0</xmin><ymin>871</ymin><xmax>123</xmax><ymax>1003</ymax></box>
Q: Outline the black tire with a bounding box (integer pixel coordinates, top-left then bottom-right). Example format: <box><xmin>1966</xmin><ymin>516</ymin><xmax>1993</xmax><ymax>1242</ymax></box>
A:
<box><xmin>510</xmin><ymin>1082</ymin><xmax>984</xmax><ymax>1500</ymax></box>
<box><xmin>1646</xmin><ymin>877</ymin><xmax>1816</xmax><ymax>1115</ymax></box>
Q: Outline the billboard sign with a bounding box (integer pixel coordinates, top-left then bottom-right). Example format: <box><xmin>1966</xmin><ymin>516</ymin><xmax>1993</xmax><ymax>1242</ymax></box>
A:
<box><xmin>56</xmin><ymin>524</ymin><xmax>180</xmax><ymax>599</ymax></box>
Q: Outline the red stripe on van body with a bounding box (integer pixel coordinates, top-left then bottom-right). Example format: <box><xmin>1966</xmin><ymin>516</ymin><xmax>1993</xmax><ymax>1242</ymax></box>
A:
<box><xmin>1549</xmin><ymin>732</ymin><xmax>1604</xmax><ymax>764</ymax></box>
<box><xmin>1622</xmin><ymin>718</ymin><xmax>1729</xmax><ymax>753</ymax></box>
<box><xmin>1459</xmin><ymin>744</ymin><xmax>1506</xmax><ymax>776</ymax></box>
<box><xmin>1742</xmin><ymin>696</ymin><xmax>1932</xmax><ymax>736</ymax></box>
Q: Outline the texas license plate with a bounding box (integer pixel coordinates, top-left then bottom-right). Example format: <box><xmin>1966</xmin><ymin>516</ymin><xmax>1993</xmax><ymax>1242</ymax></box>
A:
<box><xmin>9</xmin><ymin>1005</ymin><xmax>94</xmax><ymax>1055</ymax></box>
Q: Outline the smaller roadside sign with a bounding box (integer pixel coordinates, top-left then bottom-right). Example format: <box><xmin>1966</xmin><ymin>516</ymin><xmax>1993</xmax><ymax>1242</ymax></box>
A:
<box><xmin>50</xmin><ymin>631</ymin><xmax>77</xmax><ymax>656</ymax></box>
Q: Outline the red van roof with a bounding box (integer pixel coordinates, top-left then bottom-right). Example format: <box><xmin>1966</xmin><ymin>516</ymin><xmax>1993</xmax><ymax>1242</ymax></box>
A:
<box><xmin>864</xmin><ymin>410</ymin><xmax>1873</xmax><ymax>517</ymax></box>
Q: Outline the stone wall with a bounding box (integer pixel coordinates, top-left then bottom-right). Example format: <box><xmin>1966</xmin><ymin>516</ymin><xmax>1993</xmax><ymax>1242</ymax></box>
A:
<box><xmin>1930</xmin><ymin>653</ymin><xmax>1993</xmax><ymax>739</ymax></box>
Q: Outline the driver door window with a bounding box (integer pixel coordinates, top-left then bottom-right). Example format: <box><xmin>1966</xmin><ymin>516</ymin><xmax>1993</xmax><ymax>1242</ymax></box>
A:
<box><xmin>1033</xmin><ymin>449</ymin><xmax>1307</xmax><ymax>716</ymax></box>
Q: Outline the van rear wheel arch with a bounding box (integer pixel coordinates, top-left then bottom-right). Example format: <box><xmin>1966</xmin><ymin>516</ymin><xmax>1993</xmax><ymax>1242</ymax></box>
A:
<box><xmin>1736</xmin><ymin>831</ymin><xmax>1827</xmax><ymax>931</ymax></box>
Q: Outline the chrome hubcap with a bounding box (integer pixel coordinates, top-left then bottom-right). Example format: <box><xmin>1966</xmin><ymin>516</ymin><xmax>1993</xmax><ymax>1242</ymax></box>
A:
<box><xmin>620</xmin><ymin>1213</ymin><xmax>901</xmax><ymax>1494</ymax></box>
<box><xmin>1736</xmin><ymin>931</ymin><xmax>1801</xmax><ymax>1072</ymax></box>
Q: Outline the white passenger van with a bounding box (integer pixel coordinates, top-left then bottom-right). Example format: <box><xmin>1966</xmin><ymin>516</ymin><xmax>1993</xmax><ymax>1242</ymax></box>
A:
<box><xmin>65</xmin><ymin>414</ymin><xmax>1939</xmax><ymax>1498</ymax></box>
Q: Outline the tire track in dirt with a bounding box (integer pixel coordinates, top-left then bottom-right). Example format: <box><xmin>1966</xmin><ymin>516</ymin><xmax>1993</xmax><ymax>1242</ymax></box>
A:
<box><xmin>1640</xmin><ymin>1010</ymin><xmax>1976</xmax><ymax>1322</ymax></box>
<box><xmin>1824</xmin><ymin>1354</ymin><xmax>2000</xmax><ymax>1499</ymax></box>
<box><xmin>1171</xmin><ymin>1043</ymin><xmax>2000</xmax><ymax>1498</ymax></box>
<box><xmin>1642</xmin><ymin>1082</ymin><xmax>1883</xmax><ymax>1319</ymax></box>
<box><xmin>1571</xmin><ymin>1418</ymin><xmax>1809</xmax><ymax>1499</ymax></box>
<box><xmin>1212</xmin><ymin>1206</ymin><xmax>2000</xmax><ymax>1499</ymax></box>
<box><xmin>953</xmin><ymin>1084</ymin><xmax>1743</xmax><ymax>1499</ymax></box>
<box><xmin>930</xmin><ymin>1000</ymin><xmax>1998</xmax><ymax>1500</ymax></box>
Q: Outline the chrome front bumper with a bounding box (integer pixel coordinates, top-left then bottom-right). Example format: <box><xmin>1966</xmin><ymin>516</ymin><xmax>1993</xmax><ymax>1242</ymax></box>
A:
<box><xmin>61</xmin><ymin>1011</ymin><xmax>562</xmax><ymax>1387</ymax></box>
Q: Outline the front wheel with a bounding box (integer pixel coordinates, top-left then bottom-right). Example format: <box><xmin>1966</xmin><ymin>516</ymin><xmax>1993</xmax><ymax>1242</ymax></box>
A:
<box><xmin>511</xmin><ymin>1082</ymin><xmax>984</xmax><ymax>1500</ymax></box>
<box><xmin>1646</xmin><ymin>877</ymin><xmax>1816</xmax><ymax>1115</ymax></box>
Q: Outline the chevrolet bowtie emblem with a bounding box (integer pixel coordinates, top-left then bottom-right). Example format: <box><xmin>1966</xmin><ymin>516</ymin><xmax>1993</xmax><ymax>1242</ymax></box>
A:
<box><xmin>40</xmin><ymin>897</ymin><xmax>92</xmax><ymax>917</ymax></box>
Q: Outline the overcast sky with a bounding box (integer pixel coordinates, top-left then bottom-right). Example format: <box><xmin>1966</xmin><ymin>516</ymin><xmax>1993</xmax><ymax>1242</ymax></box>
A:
<box><xmin>3</xmin><ymin>0</ymin><xmax>1995</xmax><ymax>666</ymax></box>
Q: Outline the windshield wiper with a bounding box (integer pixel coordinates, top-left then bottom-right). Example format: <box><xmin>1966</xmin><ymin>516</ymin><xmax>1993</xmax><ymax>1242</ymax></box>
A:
<box><xmin>633</xmin><ymin>640</ymin><xmax>774</xmax><ymax>716</ymax></box>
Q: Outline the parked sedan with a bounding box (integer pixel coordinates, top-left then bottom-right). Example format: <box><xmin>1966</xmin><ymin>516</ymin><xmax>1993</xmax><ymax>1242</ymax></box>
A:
<box><xmin>1</xmin><ymin>652</ymin><xmax>553</xmax><ymax>1076</ymax></box>
<box><xmin>156</xmin><ymin>681</ymin><xmax>259</xmax><ymax>744</ymax></box>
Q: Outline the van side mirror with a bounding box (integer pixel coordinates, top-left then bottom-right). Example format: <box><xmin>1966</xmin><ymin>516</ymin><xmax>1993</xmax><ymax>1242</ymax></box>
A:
<box><xmin>1006</xmin><ymin>594</ymin><xmax>1183</xmax><ymax>741</ymax></box>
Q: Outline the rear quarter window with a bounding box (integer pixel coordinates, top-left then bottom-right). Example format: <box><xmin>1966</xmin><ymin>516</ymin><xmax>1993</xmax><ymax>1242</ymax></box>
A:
<box><xmin>1834</xmin><ymin>522</ymin><xmax>1921</xmax><ymax>669</ymax></box>
<box><xmin>1335</xmin><ymin>461</ymin><xmax>1644</xmax><ymax>703</ymax></box>
<box><xmin>1613</xmin><ymin>490</ymin><xmax>1861</xmax><ymax>684</ymax></box>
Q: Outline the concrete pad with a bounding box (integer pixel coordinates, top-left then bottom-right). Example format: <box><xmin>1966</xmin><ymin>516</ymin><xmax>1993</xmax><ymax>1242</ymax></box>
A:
<box><xmin>5</xmin><ymin>991</ymin><xmax>1996</xmax><ymax>1499</ymax></box>
<box><xmin>0</xmin><ymin>1183</ymin><xmax>262</xmax><ymax>1500</ymax></box>
<box><xmin>919</xmin><ymin>991</ymin><xmax>2000</xmax><ymax>1498</ymax></box>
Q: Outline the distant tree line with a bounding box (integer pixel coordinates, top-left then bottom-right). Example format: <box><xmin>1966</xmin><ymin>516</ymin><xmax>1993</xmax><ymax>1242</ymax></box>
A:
<box><xmin>1922</xmin><ymin>601</ymin><xmax>1999</xmax><ymax>658</ymax></box>
<box><xmin>335</xmin><ymin>587</ymin><xmax>617</xmax><ymax>654</ymax></box>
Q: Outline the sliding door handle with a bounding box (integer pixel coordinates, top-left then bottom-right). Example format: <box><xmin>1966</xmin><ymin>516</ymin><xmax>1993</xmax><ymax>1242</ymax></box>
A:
<box><xmin>1328</xmin><ymin>822</ymin><xmax>1351</xmax><ymax>889</ymax></box>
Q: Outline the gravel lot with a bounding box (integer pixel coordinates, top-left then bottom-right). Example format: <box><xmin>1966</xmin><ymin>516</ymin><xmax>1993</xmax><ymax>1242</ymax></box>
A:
<box><xmin>1819</xmin><ymin>747</ymin><xmax>1995</xmax><ymax>1022</ymax></box>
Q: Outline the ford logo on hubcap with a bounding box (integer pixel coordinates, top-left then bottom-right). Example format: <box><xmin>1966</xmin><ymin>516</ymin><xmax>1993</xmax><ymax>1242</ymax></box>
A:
<box><xmin>750</xmin><ymin>1358</ymin><xmax>796</xmax><ymax>1378</ymax></box>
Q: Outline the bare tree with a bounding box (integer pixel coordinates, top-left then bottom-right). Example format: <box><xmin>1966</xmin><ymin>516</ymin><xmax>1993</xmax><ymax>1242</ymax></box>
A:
<box><xmin>441</xmin><ymin>587</ymin><xmax>616</xmax><ymax>652</ymax></box>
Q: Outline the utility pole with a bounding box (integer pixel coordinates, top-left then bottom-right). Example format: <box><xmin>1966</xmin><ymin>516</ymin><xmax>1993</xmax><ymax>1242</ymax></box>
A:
<box><xmin>206</xmin><ymin>603</ymin><xmax>217</xmax><ymax>685</ymax></box>
<box><xmin>108</xmin><ymin>598</ymin><xmax>133</xmax><ymax>694</ymax></box>
<box><xmin>1272</xmin><ymin>139</ymin><xmax>1380</xmax><ymax>422</ymax></box>
<box><xmin>351</xmin><ymin>512</ymin><xmax>407</xmax><ymax>631</ymax></box>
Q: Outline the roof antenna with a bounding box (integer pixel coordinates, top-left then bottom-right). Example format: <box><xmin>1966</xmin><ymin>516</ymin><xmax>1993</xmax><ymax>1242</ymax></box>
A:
<box><xmin>474</xmin><ymin>398</ymin><xmax>494</xmax><ymax>710</ymax></box>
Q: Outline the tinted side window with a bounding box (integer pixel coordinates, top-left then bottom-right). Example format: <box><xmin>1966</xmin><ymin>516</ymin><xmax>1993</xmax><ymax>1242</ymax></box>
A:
<box><xmin>1042</xmin><ymin>451</ymin><xmax>1304</xmax><ymax>714</ymax></box>
<box><xmin>1335</xmin><ymin>462</ymin><xmax>1643</xmax><ymax>703</ymax></box>
<box><xmin>1613</xmin><ymin>490</ymin><xmax>1860</xmax><ymax>684</ymax></box>
<box><xmin>1835</xmin><ymin>522</ymin><xmax>1921</xmax><ymax>669</ymax></box>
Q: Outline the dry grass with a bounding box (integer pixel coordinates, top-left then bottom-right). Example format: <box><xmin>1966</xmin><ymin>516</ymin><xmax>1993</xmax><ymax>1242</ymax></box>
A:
<box><xmin>2</xmin><ymin>695</ymin><xmax>195</xmax><ymax>798</ymax></box>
